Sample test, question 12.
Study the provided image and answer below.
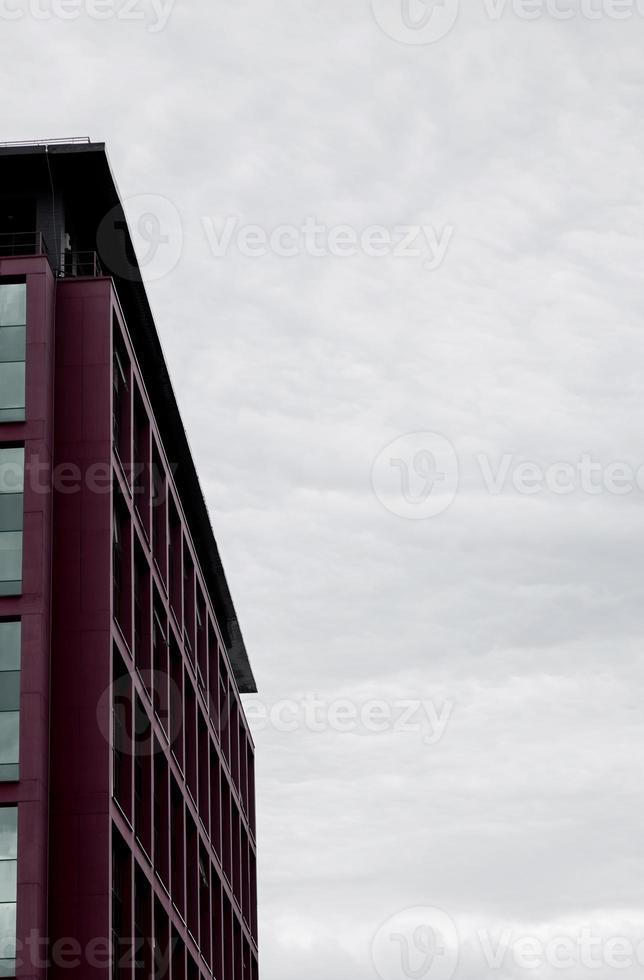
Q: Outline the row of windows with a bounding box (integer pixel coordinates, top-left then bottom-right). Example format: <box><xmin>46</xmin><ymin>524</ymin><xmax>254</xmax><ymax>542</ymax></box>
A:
<box><xmin>113</xmin><ymin>518</ymin><xmax>255</xmax><ymax>834</ymax></box>
<box><xmin>0</xmin><ymin>282</ymin><xmax>26</xmax><ymax>424</ymax></box>
<box><xmin>112</xmin><ymin>825</ymin><xmax>257</xmax><ymax>980</ymax></box>
<box><xmin>0</xmin><ymin>807</ymin><xmax>17</xmax><ymax>978</ymax></box>
<box><xmin>0</xmin><ymin>622</ymin><xmax>20</xmax><ymax>783</ymax></box>
<box><xmin>112</xmin><ymin>651</ymin><xmax>257</xmax><ymax>945</ymax></box>
<box><xmin>111</xmin><ymin>324</ymin><xmax>254</xmax><ymax>820</ymax></box>
<box><xmin>110</xmin><ymin>317</ymin><xmax>257</xmax><ymax>975</ymax></box>
<box><xmin>0</xmin><ymin>449</ymin><xmax>23</xmax><ymax>597</ymax></box>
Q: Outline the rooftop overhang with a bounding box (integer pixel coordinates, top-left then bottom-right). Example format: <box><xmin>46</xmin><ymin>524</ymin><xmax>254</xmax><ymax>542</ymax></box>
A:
<box><xmin>0</xmin><ymin>139</ymin><xmax>257</xmax><ymax>694</ymax></box>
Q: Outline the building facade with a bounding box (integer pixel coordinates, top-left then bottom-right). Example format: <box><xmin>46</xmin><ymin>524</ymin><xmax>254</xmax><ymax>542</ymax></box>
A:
<box><xmin>0</xmin><ymin>140</ymin><xmax>258</xmax><ymax>980</ymax></box>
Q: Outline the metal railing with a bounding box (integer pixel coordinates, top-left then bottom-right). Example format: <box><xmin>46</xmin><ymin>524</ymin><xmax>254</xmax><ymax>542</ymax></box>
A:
<box><xmin>0</xmin><ymin>231</ymin><xmax>47</xmax><ymax>257</ymax></box>
<box><xmin>58</xmin><ymin>251</ymin><xmax>103</xmax><ymax>278</ymax></box>
<box><xmin>0</xmin><ymin>231</ymin><xmax>104</xmax><ymax>277</ymax></box>
<box><xmin>0</xmin><ymin>137</ymin><xmax>91</xmax><ymax>148</ymax></box>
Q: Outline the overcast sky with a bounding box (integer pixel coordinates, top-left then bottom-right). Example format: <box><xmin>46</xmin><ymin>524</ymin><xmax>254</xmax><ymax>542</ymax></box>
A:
<box><xmin>5</xmin><ymin>2</ymin><xmax>644</xmax><ymax>978</ymax></box>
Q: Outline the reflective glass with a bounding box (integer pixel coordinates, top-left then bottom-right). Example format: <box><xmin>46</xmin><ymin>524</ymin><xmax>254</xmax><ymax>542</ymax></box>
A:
<box><xmin>0</xmin><ymin>500</ymin><xmax>22</xmax><ymax>535</ymax></box>
<box><xmin>0</xmin><ymin>676</ymin><xmax>19</xmax><ymax>713</ymax></box>
<box><xmin>0</xmin><ymin>327</ymin><xmax>25</xmax><ymax>364</ymax></box>
<box><xmin>0</xmin><ymin>365</ymin><xmax>24</xmax><ymax>418</ymax></box>
<box><xmin>0</xmin><ymin>285</ymin><xmax>25</xmax><ymax>328</ymax></box>
<box><xmin>0</xmin><ymin>865</ymin><xmax>15</xmax><ymax>905</ymax></box>
<box><xmin>0</xmin><ymin>452</ymin><xmax>24</xmax><ymax>495</ymax></box>
<box><xmin>0</xmin><ymin>811</ymin><xmax>16</xmax><ymax>861</ymax></box>
<box><xmin>0</xmin><ymin>904</ymin><xmax>16</xmax><ymax>958</ymax></box>
<box><xmin>0</xmin><ymin>624</ymin><xmax>20</xmax><ymax>672</ymax></box>
<box><xmin>0</xmin><ymin>536</ymin><xmax>21</xmax><ymax>586</ymax></box>
<box><xmin>0</xmin><ymin>716</ymin><xmax>18</xmax><ymax>768</ymax></box>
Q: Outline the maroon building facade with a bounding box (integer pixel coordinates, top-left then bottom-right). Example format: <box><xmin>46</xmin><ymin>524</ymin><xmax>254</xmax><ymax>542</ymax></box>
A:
<box><xmin>0</xmin><ymin>140</ymin><xmax>258</xmax><ymax>980</ymax></box>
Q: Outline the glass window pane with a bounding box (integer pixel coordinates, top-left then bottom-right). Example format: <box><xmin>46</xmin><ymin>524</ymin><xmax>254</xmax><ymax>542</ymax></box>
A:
<box><xmin>0</xmin><ymin>452</ymin><xmax>23</xmax><ymax>495</ymax></box>
<box><xmin>0</xmin><ymin>768</ymin><xmax>17</xmax><ymax>783</ymax></box>
<box><xmin>0</xmin><ymin>499</ymin><xmax>21</xmax><ymax>535</ymax></box>
<box><xmin>0</xmin><ymin>677</ymin><xmax>18</xmax><ymax>713</ymax></box>
<box><xmin>0</xmin><ymin>327</ymin><xmax>24</xmax><ymax>364</ymax></box>
<box><xmin>0</xmin><ymin>536</ymin><xmax>21</xmax><ymax>586</ymax></box>
<box><xmin>0</xmin><ymin>811</ymin><xmax>16</xmax><ymax>861</ymax></box>
<box><xmin>0</xmin><ymin>411</ymin><xmax>23</xmax><ymax>424</ymax></box>
<box><xmin>0</xmin><ymin>285</ymin><xmax>25</xmax><ymax>327</ymax></box>
<box><xmin>0</xmin><ymin>624</ymin><xmax>19</xmax><ymax>672</ymax></box>
<box><xmin>0</xmin><ymin>864</ymin><xmax>15</xmax><ymax>905</ymax></box>
<box><xmin>0</xmin><ymin>365</ymin><xmax>24</xmax><ymax>416</ymax></box>
<box><xmin>0</xmin><ymin>957</ymin><xmax>15</xmax><ymax>978</ymax></box>
<box><xmin>0</xmin><ymin>716</ymin><xmax>18</xmax><ymax>767</ymax></box>
<box><xmin>0</xmin><ymin>904</ymin><xmax>16</xmax><ymax>958</ymax></box>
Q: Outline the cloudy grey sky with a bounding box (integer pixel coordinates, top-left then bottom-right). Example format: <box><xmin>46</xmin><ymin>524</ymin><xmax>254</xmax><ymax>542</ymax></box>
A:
<box><xmin>5</xmin><ymin>1</ymin><xmax>644</xmax><ymax>977</ymax></box>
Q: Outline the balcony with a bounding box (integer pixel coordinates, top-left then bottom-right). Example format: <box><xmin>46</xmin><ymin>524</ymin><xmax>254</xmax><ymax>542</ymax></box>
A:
<box><xmin>0</xmin><ymin>231</ymin><xmax>103</xmax><ymax>278</ymax></box>
<box><xmin>59</xmin><ymin>251</ymin><xmax>103</xmax><ymax>278</ymax></box>
<box><xmin>0</xmin><ymin>231</ymin><xmax>47</xmax><ymax>257</ymax></box>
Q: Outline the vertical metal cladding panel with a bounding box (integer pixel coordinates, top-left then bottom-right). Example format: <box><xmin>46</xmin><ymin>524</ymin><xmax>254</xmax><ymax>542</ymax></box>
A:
<box><xmin>49</xmin><ymin>278</ymin><xmax>114</xmax><ymax>979</ymax></box>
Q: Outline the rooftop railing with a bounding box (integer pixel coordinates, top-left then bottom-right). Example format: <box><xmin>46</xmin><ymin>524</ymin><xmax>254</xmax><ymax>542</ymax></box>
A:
<box><xmin>0</xmin><ymin>137</ymin><xmax>91</xmax><ymax>148</ymax></box>
<box><xmin>0</xmin><ymin>232</ymin><xmax>104</xmax><ymax>278</ymax></box>
<box><xmin>58</xmin><ymin>251</ymin><xmax>104</xmax><ymax>278</ymax></box>
<box><xmin>0</xmin><ymin>231</ymin><xmax>47</xmax><ymax>257</ymax></box>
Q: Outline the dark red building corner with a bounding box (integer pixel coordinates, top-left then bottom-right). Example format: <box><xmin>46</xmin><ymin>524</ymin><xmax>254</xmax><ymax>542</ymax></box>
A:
<box><xmin>0</xmin><ymin>139</ymin><xmax>258</xmax><ymax>980</ymax></box>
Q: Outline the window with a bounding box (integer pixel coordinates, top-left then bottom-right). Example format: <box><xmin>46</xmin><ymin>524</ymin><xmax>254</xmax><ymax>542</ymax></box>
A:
<box><xmin>113</xmin><ymin>498</ymin><xmax>131</xmax><ymax>643</ymax></box>
<box><xmin>112</xmin><ymin>832</ymin><xmax>132</xmax><ymax>980</ymax></box>
<box><xmin>196</xmin><ymin>597</ymin><xmax>207</xmax><ymax>694</ymax></box>
<box><xmin>0</xmin><ymin>807</ymin><xmax>17</xmax><ymax>978</ymax></box>
<box><xmin>134</xmin><ymin>869</ymin><xmax>152</xmax><ymax>979</ymax></box>
<box><xmin>133</xmin><ymin>392</ymin><xmax>150</xmax><ymax>537</ymax></box>
<box><xmin>152</xmin><ymin>607</ymin><xmax>169</xmax><ymax>732</ymax></box>
<box><xmin>112</xmin><ymin>652</ymin><xmax>132</xmax><ymax>820</ymax></box>
<box><xmin>151</xmin><ymin>450</ymin><xmax>166</xmax><ymax>582</ymax></box>
<box><xmin>112</xmin><ymin>342</ymin><xmax>130</xmax><ymax>466</ymax></box>
<box><xmin>0</xmin><ymin>622</ymin><xmax>20</xmax><ymax>782</ymax></box>
<box><xmin>0</xmin><ymin>283</ymin><xmax>26</xmax><ymax>423</ymax></box>
<box><xmin>0</xmin><ymin>449</ymin><xmax>23</xmax><ymax>596</ymax></box>
<box><xmin>134</xmin><ymin>549</ymin><xmax>151</xmax><ymax>679</ymax></box>
<box><xmin>168</xmin><ymin>502</ymin><xmax>182</xmax><ymax>626</ymax></box>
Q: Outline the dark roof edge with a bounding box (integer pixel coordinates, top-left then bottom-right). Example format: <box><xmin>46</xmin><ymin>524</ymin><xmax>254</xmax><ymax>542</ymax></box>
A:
<box><xmin>6</xmin><ymin>140</ymin><xmax>257</xmax><ymax>693</ymax></box>
<box><xmin>101</xmin><ymin>143</ymin><xmax>258</xmax><ymax>694</ymax></box>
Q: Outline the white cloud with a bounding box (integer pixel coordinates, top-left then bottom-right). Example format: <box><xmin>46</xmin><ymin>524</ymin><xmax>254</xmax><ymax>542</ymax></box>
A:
<box><xmin>3</xmin><ymin>2</ymin><xmax>644</xmax><ymax>977</ymax></box>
